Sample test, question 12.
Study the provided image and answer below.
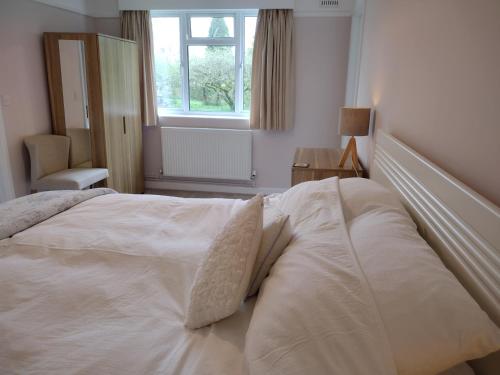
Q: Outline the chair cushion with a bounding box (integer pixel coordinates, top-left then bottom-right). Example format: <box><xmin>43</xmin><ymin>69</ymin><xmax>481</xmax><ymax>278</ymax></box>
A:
<box><xmin>34</xmin><ymin>168</ymin><xmax>108</xmax><ymax>191</ymax></box>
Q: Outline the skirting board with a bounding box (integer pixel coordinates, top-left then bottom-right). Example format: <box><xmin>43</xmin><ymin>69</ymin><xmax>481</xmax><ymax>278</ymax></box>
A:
<box><xmin>145</xmin><ymin>179</ymin><xmax>287</xmax><ymax>195</ymax></box>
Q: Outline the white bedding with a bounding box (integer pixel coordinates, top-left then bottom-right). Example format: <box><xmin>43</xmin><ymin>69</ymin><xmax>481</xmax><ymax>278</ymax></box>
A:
<box><xmin>0</xmin><ymin>180</ymin><xmax>398</xmax><ymax>375</ymax></box>
<box><xmin>245</xmin><ymin>178</ymin><xmax>398</xmax><ymax>375</ymax></box>
<box><xmin>1</xmin><ymin>179</ymin><xmax>496</xmax><ymax>375</ymax></box>
<box><xmin>0</xmin><ymin>194</ymin><xmax>254</xmax><ymax>375</ymax></box>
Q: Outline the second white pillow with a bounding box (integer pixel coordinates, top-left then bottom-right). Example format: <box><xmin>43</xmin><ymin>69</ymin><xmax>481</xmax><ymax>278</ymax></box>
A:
<box><xmin>247</xmin><ymin>207</ymin><xmax>293</xmax><ymax>297</ymax></box>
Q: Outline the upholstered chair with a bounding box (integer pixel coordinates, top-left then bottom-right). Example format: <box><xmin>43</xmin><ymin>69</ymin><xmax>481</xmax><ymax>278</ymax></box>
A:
<box><xmin>24</xmin><ymin>134</ymin><xmax>108</xmax><ymax>192</ymax></box>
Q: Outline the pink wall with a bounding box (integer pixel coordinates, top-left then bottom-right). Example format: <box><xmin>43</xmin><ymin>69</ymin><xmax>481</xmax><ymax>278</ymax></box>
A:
<box><xmin>0</xmin><ymin>0</ymin><xmax>96</xmax><ymax>196</ymax></box>
<box><xmin>356</xmin><ymin>0</ymin><xmax>500</xmax><ymax>206</ymax></box>
<box><xmin>143</xmin><ymin>16</ymin><xmax>352</xmax><ymax>189</ymax></box>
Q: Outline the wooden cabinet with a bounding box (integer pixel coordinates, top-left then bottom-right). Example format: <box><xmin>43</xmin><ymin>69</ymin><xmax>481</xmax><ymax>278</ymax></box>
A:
<box><xmin>44</xmin><ymin>33</ymin><xmax>144</xmax><ymax>193</ymax></box>
<box><xmin>291</xmin><ymin>148</ymin><xmax>363</xmax><ymax>186</ymax></box>
<box><xmin>122</xmin><ymin>40</ymin><xmax>144</xmax><ymax>194</ymax></box>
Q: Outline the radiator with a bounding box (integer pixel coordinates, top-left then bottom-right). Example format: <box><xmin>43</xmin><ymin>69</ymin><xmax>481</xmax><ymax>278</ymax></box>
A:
<box><xmin>161</xmin><ymin>127</ymin><xmax>253</xmax><ymax>181</ymax></box>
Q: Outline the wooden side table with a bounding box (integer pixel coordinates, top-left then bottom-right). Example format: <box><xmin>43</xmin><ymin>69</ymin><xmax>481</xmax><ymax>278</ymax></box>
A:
<box><xmin>291</xmin><ymin>148</ymin><xmax>363</xmax><ymax>186</ymax></box>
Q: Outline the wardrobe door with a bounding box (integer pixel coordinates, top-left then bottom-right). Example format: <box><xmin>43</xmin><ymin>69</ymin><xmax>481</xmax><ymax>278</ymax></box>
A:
<box><xmin>122</xmin><ymin>40</ymin><xmax>144</xmax><ymax>194</ymax></box>
<box><xmin>98</xmin><ymin>35</ymin><xmax>129</xmax><ymax>193</ymax></box>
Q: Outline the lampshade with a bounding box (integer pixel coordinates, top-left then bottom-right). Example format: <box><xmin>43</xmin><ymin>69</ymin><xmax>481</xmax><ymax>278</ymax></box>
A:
<box><xmin>338</xmin><ymin>107</ymin><xmax>371</xmax><ymax>136</ymax></box>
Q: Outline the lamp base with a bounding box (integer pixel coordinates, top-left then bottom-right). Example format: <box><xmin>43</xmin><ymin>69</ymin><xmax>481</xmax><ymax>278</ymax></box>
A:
<box><xmin>338</xmin><ymin>136</ymin><xmax>360</xmax><ymax>172</ymax></box>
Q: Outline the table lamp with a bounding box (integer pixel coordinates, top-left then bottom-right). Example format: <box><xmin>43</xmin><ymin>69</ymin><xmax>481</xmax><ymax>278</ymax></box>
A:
<box><xmin>338</xmin><ymin>107</ymin><xmax>371</xmax><ymax>171</ymax></box>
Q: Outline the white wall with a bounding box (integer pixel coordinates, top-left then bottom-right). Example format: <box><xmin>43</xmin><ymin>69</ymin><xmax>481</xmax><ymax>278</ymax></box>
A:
<box><xmin>31</xmin><ymin>0</ymin><xmax>119</xmax><ymax>17</ymax></box>
<box><xmin>0</xmin><ymin>0</ymin><xmax>96</xmax><ymax>197</ymax></box>
<box><xmin>33</xmin><ymin>0</ymin><xmax>356</xmax><ymax>17</ymax></box>
<box><xmin>355</xmin><ymin>0</ymin><xmax>500</xmax><ymax>206</ymax></box>
<box><xmin>254</xmin><ymin>16</ymin><xmax>351</xmax><ymax>189</ymax></box>
<box><xmin>0</xmin><ymin>103</ymin><xmax>15</xmax><ymax>203</ymax></box>
<box><xmin>119</xmin><ymin>0</ymin><xmax>293</xmax><ymax>10</ymax></box>
<box><xmin>94</xmin><ymin>17</ymin><xmax>121</xmax><ymax>36</ymax></box>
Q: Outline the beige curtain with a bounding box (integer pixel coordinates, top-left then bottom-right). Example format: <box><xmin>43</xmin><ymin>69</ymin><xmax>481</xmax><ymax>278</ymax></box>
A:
<box><xmin>121</xmin><ymin>10</ymin><xmax>158</xmax><ymax>126</ymax></box>
<box><xmin>250</xmin><ymin>9</ymin><xmax>294</xmax><ymax>131</ymax></box>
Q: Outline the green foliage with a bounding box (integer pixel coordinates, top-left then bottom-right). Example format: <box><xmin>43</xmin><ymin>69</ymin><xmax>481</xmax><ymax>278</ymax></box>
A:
<box><xmin>155</xmin><ymin>53</ymin><xmax>182</xmax><ymax>109</ymax></box>
<box><xmin>189</xmin><ymin>45</ymin><xmax>235</xmax><ymax>111</ymax></box>
<box><xmin>155</xmin><ymin>17</ymin><xmax>253</xmax><ymax>113</ymax></box>
<box><xmin>208</xmin><ymin>17</ymin><xmax>230</xmax><ymax>38</ymax></box>
<box><xmin>243</xmin><ymin>47</ymin><xmax>253</xmax><ymax>111</ymax></box>
<box><xmin>188</xmin><ymin>17</ymin><xmax>234</xmax><ymax>111</ymax></box>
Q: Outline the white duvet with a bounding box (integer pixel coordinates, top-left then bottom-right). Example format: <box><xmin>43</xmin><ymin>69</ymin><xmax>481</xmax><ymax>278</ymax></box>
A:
<box><xmin>0</xmin><ymin>194</ymin><xmax>254</xmax><ymax>375</ymax></box>
<box><xmin>0</xmin><ymin>180</ymin><xmax>403</xmax><ymax>375</ymax></box>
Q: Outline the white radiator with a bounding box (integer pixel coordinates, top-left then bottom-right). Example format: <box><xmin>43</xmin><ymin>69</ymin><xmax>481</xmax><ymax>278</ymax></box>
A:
<box><xmin>161</xmin><ymin>127</ymin><xmax>253</xmax><ymax>181</ymax></box>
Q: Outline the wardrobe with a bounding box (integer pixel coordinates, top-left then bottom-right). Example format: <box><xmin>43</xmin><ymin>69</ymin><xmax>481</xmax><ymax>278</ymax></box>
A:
<box><xmin>44</xmin><ymin>33</ymin><xmax>144</xmax><ymax>194</ymax></box>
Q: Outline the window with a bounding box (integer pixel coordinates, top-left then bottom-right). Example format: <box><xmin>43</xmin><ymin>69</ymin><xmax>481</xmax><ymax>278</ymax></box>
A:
<box><xmin>152</xmin><ymin>11</ymin><xmax>258</xmax><ymax>117</ymax></box>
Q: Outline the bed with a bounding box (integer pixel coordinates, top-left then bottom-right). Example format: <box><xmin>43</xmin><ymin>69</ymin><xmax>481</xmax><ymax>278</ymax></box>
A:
<box><xmin>0</xmin><ymin>131</ymin><xmax>498</xmax><ymax>374</ymax></box>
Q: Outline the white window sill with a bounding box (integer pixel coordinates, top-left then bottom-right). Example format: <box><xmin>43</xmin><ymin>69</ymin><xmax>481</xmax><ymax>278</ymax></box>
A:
<box><xmin>158</xmin><ymin>114</ymin><xmax>250</xmax><ymax>130</ymax></box>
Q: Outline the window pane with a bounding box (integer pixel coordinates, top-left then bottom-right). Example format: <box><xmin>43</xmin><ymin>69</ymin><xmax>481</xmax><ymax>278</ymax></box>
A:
<box><xmin>188</xmin><ymin>46</ymin><xmax>236</xmax><ymax>112</ymax></box>
<box><xmin>243</xmin><ymin>16</ymin><xmax>257</xmax><ymax>111</ymax></box>
<box><xmin>190</xmin><ymin>17</ymin><xmax>234</xmax><ymax>38</ymax></box>
<box><xmin>152</xmin><ymin>17</ymin><xmax>182</xmax><ymax>111</ymax></box>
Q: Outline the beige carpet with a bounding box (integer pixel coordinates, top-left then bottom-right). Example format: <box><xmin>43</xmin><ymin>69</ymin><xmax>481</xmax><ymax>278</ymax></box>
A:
<box><xmin>145</xmin><ymin>189</ymin><xmax>254</xmax><ymax>200</ymax></box>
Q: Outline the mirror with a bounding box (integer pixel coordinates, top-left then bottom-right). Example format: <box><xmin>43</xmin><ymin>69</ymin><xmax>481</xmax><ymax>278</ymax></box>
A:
<box><xmin>58</xmin><ymin>39</ymin><xmax>92</xmax><ymax>168</ymax></box>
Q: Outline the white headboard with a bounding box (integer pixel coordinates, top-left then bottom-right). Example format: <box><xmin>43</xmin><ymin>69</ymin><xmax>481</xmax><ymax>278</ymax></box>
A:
<box><xmin>370</xmin><ymin>130</ymin><xmax>499</xmax><ymax>374</ymax></box>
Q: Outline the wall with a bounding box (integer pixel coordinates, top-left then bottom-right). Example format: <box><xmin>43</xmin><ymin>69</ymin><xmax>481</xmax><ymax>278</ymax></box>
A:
<box><xmin>0</xmin><ymin>0</ymin><xmax>96</xmax><ymax>196</ymax></box>
<box><xmin>118</xmin><ymin>0</ymin><xmax>295</xmax><ymax>10</ymax></box>
<box><xmin>355</xmin><ymin>0</ymin><xmax>500</xmax><ymax>206</ymax></box>
<box><xmin>145</xmin><ymin>16</ymin><xmax>352</xmax><ymax>191</ymax></box>
<box><xmin>31</xmin><ymin>0</ymin><xmax>119</xmax><ymax>17</ymax></box>
<box><xmin>0</xmin><ymin>104</ymin><xmax>15</xmax><ymax>203</ymax></box>
<box><xmin>94</xmin><ymin>17</ymin><xmax>121</xmax><ymax>36</ymax></box>
<box><xmin>0</xmin><ymin>1</ymin><xmax>351</xmax><ymax>195</ymax></box>
<box><xmin>116</xmin><ymin>0</ymin><xmax>354</xmax><ymax>14</ymax></box>
<box><xmin>255</xmin><ymin>16</ymin><xmax>351</xmax><ymax>189</ymax></box>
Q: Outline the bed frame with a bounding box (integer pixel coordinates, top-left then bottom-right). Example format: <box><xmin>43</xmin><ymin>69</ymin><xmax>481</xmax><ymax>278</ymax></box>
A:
<box><xmin>371</xmin><ymin>130</ymin><xmax>499</xmax><ymax>374</ymax></box>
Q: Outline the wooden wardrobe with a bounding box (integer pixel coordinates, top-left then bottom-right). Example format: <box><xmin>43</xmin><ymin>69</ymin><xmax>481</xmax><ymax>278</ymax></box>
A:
<box><xmin>44</xmin><ymin>33</ymin><xmax>144</xmax><ymax>194</ymax></box>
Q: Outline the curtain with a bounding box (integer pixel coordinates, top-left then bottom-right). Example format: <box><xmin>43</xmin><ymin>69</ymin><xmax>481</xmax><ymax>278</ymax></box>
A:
<box><xmin>121</xmin><ymin>10</ymin><xmax>158</xmax><ymax>126</ymax></box>
<box><xmin>250</xmin><ymin>9</ymin><xmax>294</xmax><ymax>131</ymax></box>
<box><xmin>0</xmin><ymin>104</ymin><xmax>15</xmax><ymax>202</ymax></box>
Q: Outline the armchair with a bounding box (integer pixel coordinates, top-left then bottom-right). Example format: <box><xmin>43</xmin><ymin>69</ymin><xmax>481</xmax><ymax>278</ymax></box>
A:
<box><xmin>24</xmin><ymin>134</ymin><xmax>108</xmax><ymax>192</ymax></box>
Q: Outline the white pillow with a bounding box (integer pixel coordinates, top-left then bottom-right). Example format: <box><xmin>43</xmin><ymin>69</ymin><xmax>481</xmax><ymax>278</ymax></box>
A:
<box><xmin>349</xmin><ymin>207</ymin><xmax>500</xmax><ymax>375</ymax></box>
<box><xmin>246</xmin><ymin>178</ymin><xmax>398</xmax><ymax>374</ymax></box>
<box><xmin>184</xmin><ymin>195</ymin><xmax>263</xmax><ymax>329</ymax></box>
<box><xmin>339</xmin><ymin>177</ymin><xmax>408</xmax><ymax>222</ymax></box>
<box><xmin>247</xmin><ymin>207</ymin><xmax>292</xmax><ymax>297</ymax></box>
<box><xmin>438</xmin><ymin>363</ymin><xmax>475</xmax><ymax>375</ymax></box>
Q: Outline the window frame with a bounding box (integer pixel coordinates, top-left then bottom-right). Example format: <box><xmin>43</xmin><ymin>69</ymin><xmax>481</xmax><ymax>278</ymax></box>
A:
<box><xmin>151</xmin><ymin>10</ymin><xmax>258</xmax><ymax>118</ymax></box>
